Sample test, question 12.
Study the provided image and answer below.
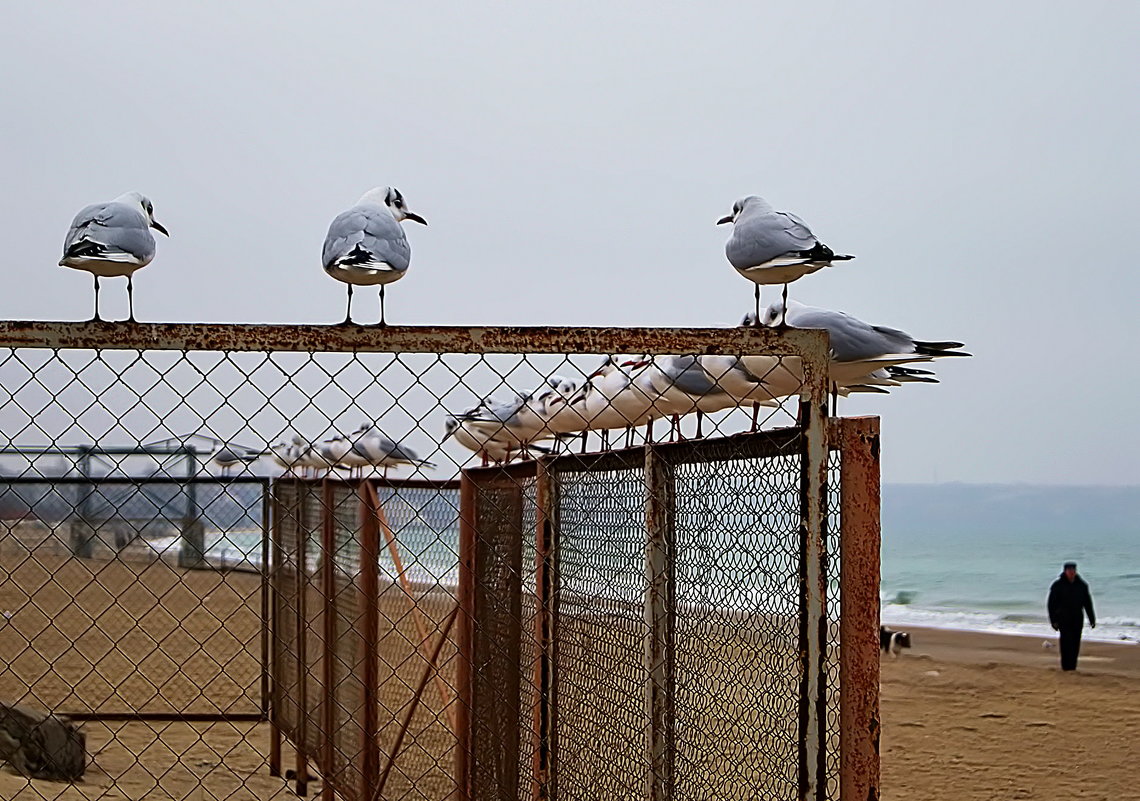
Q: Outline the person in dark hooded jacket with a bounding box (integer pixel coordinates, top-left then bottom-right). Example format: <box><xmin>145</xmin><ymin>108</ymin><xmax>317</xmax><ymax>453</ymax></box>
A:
<box><xmin>1047</xmin><ymin>561</ymin><xmax>1096</xmax><ymax>671</ymax></box>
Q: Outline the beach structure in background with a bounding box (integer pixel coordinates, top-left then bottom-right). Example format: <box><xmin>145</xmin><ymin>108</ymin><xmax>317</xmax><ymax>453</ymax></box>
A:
<box><xmin>0</xmin><ymin>320</ymin><xmax>882</xmax><ymax>800</ymax></box>
<box><xmin>0</xmin><ymin>441</ymin><xmax>264</xmax><ymax>570</ymax></box>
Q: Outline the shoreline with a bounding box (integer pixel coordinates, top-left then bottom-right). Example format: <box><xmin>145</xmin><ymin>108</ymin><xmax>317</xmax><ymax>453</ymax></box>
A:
<box><xmin>887</xmin><ymin>623</ymin><xmax>1140</xmax><ymax>678</ymax></box>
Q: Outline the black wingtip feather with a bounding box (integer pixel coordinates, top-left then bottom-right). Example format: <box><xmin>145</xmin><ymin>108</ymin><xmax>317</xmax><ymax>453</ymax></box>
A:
<box><xmin>914</xmin><ymin>340</ymin><xmax>971</xmax><ymax>357</ymax></box>
<box><xmin>334</xmin><ymin>244</ymin><xmax>375</xmax><ymax>267</ymax></box>
<box><xmin>64</xmin><ymin>240</ymin><xmax>106</xmax><ymax>259</ymax></box>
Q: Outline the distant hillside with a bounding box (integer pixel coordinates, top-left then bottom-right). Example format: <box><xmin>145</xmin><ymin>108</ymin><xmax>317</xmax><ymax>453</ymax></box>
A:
<box><xmin>882</xmin><ymin>484</ymin><xmax>1140</xmax><ymax>537</ymax></box>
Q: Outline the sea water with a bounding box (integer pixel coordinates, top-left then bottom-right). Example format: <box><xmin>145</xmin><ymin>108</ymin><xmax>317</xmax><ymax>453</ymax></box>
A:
<box><xmin>880</xmin><ymin>524</ymin><xmax>1140</xmax><ymax>643</ymax></box>
<box><xmin>164</xmin><ymin>485</ymin><xmax>1140</xmax><ymax>645</ymax></box>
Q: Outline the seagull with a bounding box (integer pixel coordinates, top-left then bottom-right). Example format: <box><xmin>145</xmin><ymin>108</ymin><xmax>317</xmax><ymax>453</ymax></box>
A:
<box><xmin>291</xmin><ymin>434</ymin><xmax>336</xmax><ymax>477</ymax></box>
<box><xmin>443</xmin><ymin>399</ymin><xmax>553</xmax><ymax>466</ymax></box>
<box><xmin>559</xmin><ymin>356</ymin><xmax>656</xmax><ymax>448</ymax></box>
<box><xmin>750</xmin><ymin>302</ymin><xmax>970</xmax><ymax>407</ymax></box>
<box><xmin>317</xmin><ymin>433</ymin><xmax>355</xmax><ymax>470</ymax></box>
<box><xmin>443</xmin><ymin>414</ymin><xmax>522</xmax><ymax>466</ymax></box>
<box><xmin>268</xmin><ymin>440</ymin><xmax>302</xmax><ymax>474</ymax></box>
<box><xmin>458</xmin><ymin>396</ymin><xmax>550</xmax><ymax>452</ymax></box>
<box><xmin>59</xmin><ymin>192</ymin><xmax>169</xmax><ymax>322</ymax></box>
<box><xmin>352</xmin><ymin>426</ymin><xmax>435</xmax><ymax>476</ymax></box>
<box><xmin>322</xmin><ymin>186</ymin><xmax>426</xmax><ymax>326</ymax></box>
<box><xmin>622</xmin><ymin>355</ymin><xmax>737</xmax><ymax>439</ymax></box>
<box><xmin>696</xmin><ymin>355</ymin><xmax>784</xmax><ymax>431</ymax></box>
<box><xmin>212</xmin><ymin>446</ymin><xmax>261</xmax><ymax>475</ymax></box>
<box><xmin>717</xmin><ymin>196</ymin><xmax>852</xmax><ymax>323</ymax></box>
<box><xmin>530</xmin><ymin>375</ymin><xmax>588</xmax><ymax>438</ymax></box>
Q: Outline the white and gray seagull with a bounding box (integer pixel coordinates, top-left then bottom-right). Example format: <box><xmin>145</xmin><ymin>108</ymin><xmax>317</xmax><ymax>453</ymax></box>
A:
<box><xmin>322</xmin><ymin>186</ymin><xmax>427</xmax><ymax>326</ymax></box>
<box><xmin>717</xmin><ymin>196</ymin><xmax>852</xmax><ymax>323</ymax></box>
<box><xmin>59</xmin><ymin>192</ymin><xmax>169</xmax><ymax>322</ymax></box>
<box><xmin>344</xmin><ymin>424</ymin><xmax>436</xmax><ymax>476</ymax></box>
<box><xmin>212</xmin><ymin>445</ymin><xmax>262</xmax><ymax>475</ymax></box>
<box><xmin>751</xmin><ymin>301</ymin><xmax>970</xmax><ymax>407</ymax></box>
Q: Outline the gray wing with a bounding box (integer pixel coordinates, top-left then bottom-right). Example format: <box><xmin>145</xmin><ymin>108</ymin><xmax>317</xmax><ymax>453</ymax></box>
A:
<box><xmin>666</xmin><ymin>356</ymin><xmax>727</xmax><ymax>396</ymax></box>
<box><xmin>62</xmin><ymin>202</ymin><xmax>155</xmax><ymax>263</ymax></box>
<box><xmin>386</xmin><ymin>442</ymin><xmax>422</xmax><ymax>462</ymax></box>
<box><xmin>322</xmin><ymin>204</ymin><xmax>410</xmax><ymax>271</ymax></box>
<box><xmin>789</xmin><ymin>307</ymin><xmax>915</xmax><ymax>361</ymax></box>
<box><xmin>351</xmin><ymin>440</ymin><xmax>376</xmax><ymax>460</ymax></box>
<box><xmin>725</xmin><ymin>207</ymin><xmax>819</xmax><ymax>270</ymax></box>
<box><xmin>460</xmin><ymin>396</ymin><xmax>525</xmax><ymax>424</ymax></box>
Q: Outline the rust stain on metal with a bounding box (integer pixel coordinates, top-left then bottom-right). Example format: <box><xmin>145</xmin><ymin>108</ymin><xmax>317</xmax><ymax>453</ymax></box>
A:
<box><xmin>832</xmin><ymin>417</ymin><xmax>882</xmax><ymax>801</ymax></box>
<box><xmin>357</xmin><ymin>481</ymin><xmax>381</xmax><ymax>798</ymax></box>
<box><xmin>0</xmin><ymin>321</ymin><xmax>829</xmax><ymax>358</ymax></box>
<box><xmin>455</xmin><ymin>476</ymin><xmax>477</xmax><ymax>801</ymax></box>
<box><xmin>320</xmin><ymin>480</ymin><xmax>336</xmax><ymax>801</ymax></box>
<box><xmin>293</xmin><ymin>480</ymin><xmax>310</xmax><ymax>797</ymax></box>
<box><xmin>531</xmin><ymin>461</ymin><xmax>555</xmax><ymax>801</ymax></box>
<box><xmin>644</xmin><ymin>446</ymin><xmax>676</xmax><ymax>801</ymax></box>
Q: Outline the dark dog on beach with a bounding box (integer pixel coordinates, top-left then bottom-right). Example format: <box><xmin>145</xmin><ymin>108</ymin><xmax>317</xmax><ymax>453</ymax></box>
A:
<box><xmin>880</xmin><ymin>626</ymin><xmax>912</xmax><ymax>658</ymax></box>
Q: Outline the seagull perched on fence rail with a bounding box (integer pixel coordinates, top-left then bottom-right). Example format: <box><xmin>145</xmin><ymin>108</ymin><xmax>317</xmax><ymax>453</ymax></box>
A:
<box><xmin>322</xmin><ymin>186</ymin><xmax>426</xmax><ymax>326</ymax></box>
<box><xmin>59</xmin><ymin>192</ymin><xmax>169</xmax><ymax>322</ymax></box>
<box><xmin>747</xmin><ymin>301</ymin><xmax>970</xmax><ymax>409</ymax></box>
<box><xmin>211</xmin><ymin>446</ymin><xmax>261</xmax><ymax>475</ymax></box>
<box><xmin>329</xmin><ymin>424</ymin><xmax>435</xmax><ymax>477</ymax></box>
<box><xmin>718</xmin><ymin>196</ymin><xmax>852</xmax><ymax>323</ymax></box>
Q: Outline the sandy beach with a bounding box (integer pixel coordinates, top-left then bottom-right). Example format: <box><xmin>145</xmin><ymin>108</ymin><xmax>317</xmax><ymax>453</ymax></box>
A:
<box><xmin>2</xmin><ymin>541</ymin><xmax>1139</xmax><ymax>800</ymax></box>
<box><xmin>881</xmin><ymin>626</ymin><xmax>1140</xmax><ymax>801</ymax></box>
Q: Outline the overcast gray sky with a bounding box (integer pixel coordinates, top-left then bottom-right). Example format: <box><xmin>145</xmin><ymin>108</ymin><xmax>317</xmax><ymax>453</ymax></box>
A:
<box><xmin>1</xmin><ymin>2</ymin><xmax>1137</xmax><ymax>485</ymax></box>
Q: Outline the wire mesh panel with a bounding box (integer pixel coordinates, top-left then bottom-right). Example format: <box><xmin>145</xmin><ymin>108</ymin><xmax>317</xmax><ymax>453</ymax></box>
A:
<box><xmin>459</xmin><ymin>417</ymin><xmax>887</xmax><ymax>801</ymax></box>
<box><xmin>671</xmin><ymin>441</ymin><xmax>804</xmax><ymax>800</ymax></box>
<box><xmin>553</xmin><ymin>457</ymin><xmax>651</xmax><ymax>801</ymax></box>
<box><xmin>825</xmin><ymin>448</ymin><xmax>843</xmax><ymax>800</ymax></box>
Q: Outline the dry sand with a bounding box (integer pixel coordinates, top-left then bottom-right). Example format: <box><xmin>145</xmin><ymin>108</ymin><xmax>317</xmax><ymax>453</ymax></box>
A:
<box><xmin>881</xmin><ymin>626</ymin><xmax>1140</xmax><ymax>801</ymax></box>
<box><xmin>2</xmin><ymin>537</ymin><xmax>1139</xmax><ymax>800</ymax></box>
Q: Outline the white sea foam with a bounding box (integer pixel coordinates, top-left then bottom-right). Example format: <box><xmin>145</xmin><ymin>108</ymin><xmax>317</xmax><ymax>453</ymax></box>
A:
<box><xmin>881</xmin><ymin>602</ymin><xmax>1140</xmax><ymax>644</ymax></box>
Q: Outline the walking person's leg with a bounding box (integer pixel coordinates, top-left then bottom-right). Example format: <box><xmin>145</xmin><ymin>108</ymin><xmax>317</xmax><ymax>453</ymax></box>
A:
<box><xmin>1059</xmin><ymin>624</ymin><xmax>1081</xmax><ymax>670</ymax></box>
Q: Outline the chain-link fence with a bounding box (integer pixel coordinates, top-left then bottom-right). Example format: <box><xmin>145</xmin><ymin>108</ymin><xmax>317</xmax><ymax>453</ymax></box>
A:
<box><xmin>0</xmin><ymin>321</ymin><xmax>877</xmax><ymax>801</ymax></box>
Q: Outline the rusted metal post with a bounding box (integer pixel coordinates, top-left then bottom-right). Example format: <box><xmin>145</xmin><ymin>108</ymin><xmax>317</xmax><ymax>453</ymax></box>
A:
<box><xmin>837</xmin><ymin>417</ymin><xmax>881</xmax><ymax>801</ymax></box>
<box><xmin>644</xmin><ymin>445</ymin><xmax>676</xmax><ymax>801</ymax></box>
<box><xmin>266</xmin><ymin>480</ymin><xmax>281</xmax><ymax>776</ymax></box>
<box><xmin>531</xmin><ymin>460</ymin><xmax>557</xmax><ymax>801</ymax></box>
<box><xmin>798</xmin><ymin>341</ymin><xmax>830</xmax><ymax>801</ymax></box>
<box><xmin>458</xmin><ymin>466</ymin><xmax>527</xmax><ymax>801</ymax></box>
<box><xmin>456</xmin><ymin>474</ymin><xmax>476</xmax><ymax>801</ymax></box>
<box><xmin>294</xmin><ymin>478</ymin><xmax>310</xmax><ymax>797</ymax></box>
<box><xmin>358</xmin><ymin>480</ymin><xmax>381</xmax><ymax>799</ymax></box>
<box><xmin>320</xmin><ymin>480</ymin><xmax>336</xmax><ymax>801</ymax></box>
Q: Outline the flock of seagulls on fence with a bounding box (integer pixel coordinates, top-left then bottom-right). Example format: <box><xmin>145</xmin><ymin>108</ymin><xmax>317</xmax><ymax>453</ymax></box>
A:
<box><xmin>440</xmin><ymin>301</ymin><xmax>968</xmax><ymax>466</ymax></box>
<box><xmin>59</xmin><ymin>187</ymin><xmax>969</xmax><ymax>471</ymax></box>
<box><xmin>210</xmin><ymin>425</ymin><xmax>435</xmax><ymax>477</ymax></box>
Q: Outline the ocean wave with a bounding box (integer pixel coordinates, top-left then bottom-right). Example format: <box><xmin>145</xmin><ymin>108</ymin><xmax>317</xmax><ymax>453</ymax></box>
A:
<box><xmin>882</xmin><ymin>603</ymin><xmax>1140</xmax><ymax>644</ymax></box>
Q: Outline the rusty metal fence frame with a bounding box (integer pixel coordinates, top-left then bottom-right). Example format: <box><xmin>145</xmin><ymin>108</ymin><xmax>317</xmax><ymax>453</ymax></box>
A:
<box><xmin>0</xmin><ymin>321</ymin><xmax>879</xmax><ymax>800</ymax></box>
<box><xmin>457</xmin><ymin>417</ymin><xmax>880</xmax><ymax>801</ymax></box>
<box><xmin>267</xmin><ymin>475</ymin><xmax>463</xmax><ymax>801</ymax></box>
